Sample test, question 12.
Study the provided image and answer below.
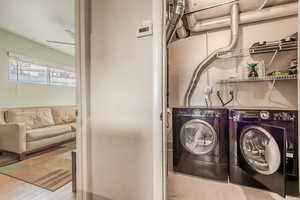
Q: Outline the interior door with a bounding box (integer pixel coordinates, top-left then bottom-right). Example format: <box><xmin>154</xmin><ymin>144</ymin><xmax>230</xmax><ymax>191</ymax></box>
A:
<box><xmin>237</xmin><ymin>122</ymin><xmax>286</xmax><ymax>196</ymax></box>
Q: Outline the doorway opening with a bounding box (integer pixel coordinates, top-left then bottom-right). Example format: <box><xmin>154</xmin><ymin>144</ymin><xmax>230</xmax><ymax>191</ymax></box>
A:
<box><xmin>0</xmin><ymin>0</ymin><xmax>78</xmax><ymax>199</ymax></box>
<box><xmin>165</xmin><ymin>0</ymin><xmax>299</xmax><ymax>199</ymax></box>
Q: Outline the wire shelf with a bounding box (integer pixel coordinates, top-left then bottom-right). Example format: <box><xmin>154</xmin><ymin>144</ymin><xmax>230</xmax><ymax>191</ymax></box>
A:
<box><xmin>249</xmin><ymin>40</ymin><xmax>297</xmax><ymax>55</ymax></box>
<box><xmin>216</xmin><ymin>75</ymin><xmax>298</xmax><ymax>84</ymax></box>
<box><xmin>216</xmin><ymin>40</ymin><xmax>297</xmax><ymax>59</ymax></box>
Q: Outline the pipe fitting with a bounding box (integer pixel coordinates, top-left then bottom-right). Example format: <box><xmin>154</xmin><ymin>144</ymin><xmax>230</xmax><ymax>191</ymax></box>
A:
<box><xmin>166</xmin><ymin>0</ymin><xmax>186</xmax><ymax>43</ymax></box>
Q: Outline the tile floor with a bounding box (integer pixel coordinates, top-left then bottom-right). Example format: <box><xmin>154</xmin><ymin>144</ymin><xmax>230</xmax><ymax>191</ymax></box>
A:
<box><xmin>167</xmin><ymin>172</ymin><xmax>300</xmax><ymax>200</ymax></box>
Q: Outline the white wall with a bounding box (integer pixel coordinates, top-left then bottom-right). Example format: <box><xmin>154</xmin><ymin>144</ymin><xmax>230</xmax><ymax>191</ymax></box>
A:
<box><xmin>169</xmin><ymin>17</ymin><xmax>298</xmax><ymax>109</ymax></box>
<box><xmin>0</xmin><ymin>28</ymin><xmax>76</xmax><ymax>107</ymax></box>
<box><xmin>89</xmin><ymin>0</ymin><xmax>155</xmax><ymax>200</ymax></box>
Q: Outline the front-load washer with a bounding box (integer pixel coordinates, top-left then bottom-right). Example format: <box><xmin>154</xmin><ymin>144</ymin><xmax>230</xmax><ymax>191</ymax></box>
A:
<box><xmin>229</xmin><ymin>108</ymin><xmax>298</xmax><ymax>197</ymax></box>
<box><xmin>172</xmin><ymin>107</ymin><xmax>229</xmax><ymax>181</ymax></box>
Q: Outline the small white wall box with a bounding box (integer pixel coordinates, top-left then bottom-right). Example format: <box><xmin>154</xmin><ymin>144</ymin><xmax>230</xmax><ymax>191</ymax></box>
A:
<box><xmin>137</xmin><ymin>23</ymin><xmax>153</xmax><ymax>38</ymax></box>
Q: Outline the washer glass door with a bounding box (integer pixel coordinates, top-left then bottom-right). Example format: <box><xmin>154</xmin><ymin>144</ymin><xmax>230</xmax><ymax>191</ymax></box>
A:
<box><xmin>180</xmin><ymin>119</ymin><xmax>217</xmax><ymax>155</ymax></box>
<box><xmin>240</xmin><ymin>126</ymin><xmax>281</xmax><ymax>175</ymax></box>
<box><xmin>236</xmin><ymin>121</ymin><xmax>286</xmax><ymax>197</ymax></box>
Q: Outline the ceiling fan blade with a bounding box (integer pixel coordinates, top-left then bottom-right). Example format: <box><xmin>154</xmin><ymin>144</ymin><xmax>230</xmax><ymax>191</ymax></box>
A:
<box><xmin>47</xmin><ymin>40</ymin><xmax>75</xmax><ymax>46</ymax></box>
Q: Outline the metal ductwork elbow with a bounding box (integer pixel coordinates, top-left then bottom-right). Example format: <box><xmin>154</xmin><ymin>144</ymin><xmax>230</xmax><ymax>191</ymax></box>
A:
<box><xmin>166</xmin><ymin>0</ymin><xmax>186</xmax><ymax>44</ymax></box>
<box><xmin>184</xmin><ymin>3</ymin><xmax>240</xmax><ymax>107</ymax></box>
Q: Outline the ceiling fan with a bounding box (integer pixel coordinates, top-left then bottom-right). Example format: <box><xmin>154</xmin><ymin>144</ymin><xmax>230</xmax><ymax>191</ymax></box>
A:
<box><xmin>47</xmin><ymin>29</ymin><xmax>75</xmax><ymax>46</ymax></box>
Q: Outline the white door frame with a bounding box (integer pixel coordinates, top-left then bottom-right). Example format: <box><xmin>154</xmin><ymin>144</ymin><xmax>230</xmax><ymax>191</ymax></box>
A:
<box><xmin>152</xmin><ymin>0</ymin><xmax>166</xmax><ymax>199</ymax></box>
<box><xmin>75</xmin><ymin>0</ymin><xmax>91</xmax><ymax>200</ymax></box>
<box><xmin>76</xmin><ymin>0</ymin><xmax>166</xmax><ymax>200</ymax></box>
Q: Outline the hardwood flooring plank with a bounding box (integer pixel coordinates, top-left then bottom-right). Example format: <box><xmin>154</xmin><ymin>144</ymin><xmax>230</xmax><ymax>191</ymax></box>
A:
<box><xmin>0</xmin><ymin>174</ymin><xmax>75</xmax><ymax>200</ymax></box>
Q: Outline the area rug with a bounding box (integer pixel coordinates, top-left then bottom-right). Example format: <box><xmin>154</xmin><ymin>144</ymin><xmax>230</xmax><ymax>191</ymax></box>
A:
<box><xmin>0</xmin><ymin>142</ymin><xmax>75</xmax><ymax>192</ymax></box>
<box><xmin>0</xmin><ymin>152</ymin><xmax>19</xmax><ymax>167</ymax></box>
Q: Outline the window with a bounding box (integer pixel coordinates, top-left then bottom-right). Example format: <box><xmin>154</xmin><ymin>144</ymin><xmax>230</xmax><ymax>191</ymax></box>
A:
<box><xmin>8</xmin><ymin>59</ymin><xmax>18</xmax><ymax>81</ymax></box>
<box><xmin>8</xmin><ymin>59</ymin><xmax>76</xmax><ymax>87</ymax></box>
<box><xmin>49</xmin><ymin>68</ymin><xmax>76</xmax><ymax>87</ymax></box>
<box><xmin>18</xmin><ymin>63</ymin><xmax>48</xmax><ymax>84</ymax></box>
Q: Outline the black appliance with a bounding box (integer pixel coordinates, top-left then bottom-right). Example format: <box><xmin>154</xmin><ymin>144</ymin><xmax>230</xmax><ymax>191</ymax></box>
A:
<box><xmin>229</xmin><ymin>109</ymin><xmax>298</xmax><ymax>197</ymax></box>
<box><xmin>173</xmin><ymin>107</ymin><xmax>229</xmax><ymax>181</ymax></box>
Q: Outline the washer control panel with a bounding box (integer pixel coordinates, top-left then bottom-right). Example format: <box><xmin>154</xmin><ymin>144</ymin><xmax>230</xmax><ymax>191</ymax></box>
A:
<box><xmin>173</xmin><ymin>108</ymin><xmax>226</xmax><ymax>118</ymax></box>
<box><xmin>233</xmin><ymin>110</ymin><xmax>297</xmax><ymax>121</ymax></box>
<box><xmin>273</xmin><ymin>112</ymin><xmax>296</xmax><ymax>121</ymax></box>
<box><xmin>192</xmin><ymin>109</ymin><xmax>221</xmax><ymax>118</ymax></box>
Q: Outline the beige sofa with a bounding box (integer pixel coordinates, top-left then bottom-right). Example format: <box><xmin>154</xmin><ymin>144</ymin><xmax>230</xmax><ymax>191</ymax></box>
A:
<box><xmin>0</xmin><ymin>106</ymin><xmax>76</xmax><ymax>160</ymax></box>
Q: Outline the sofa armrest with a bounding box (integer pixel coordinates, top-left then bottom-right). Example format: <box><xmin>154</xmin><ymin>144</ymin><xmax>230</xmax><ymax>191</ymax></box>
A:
<box><xmin>0</xmin><ymin>123</ymin><xmax>26</xmax><ymax>154</ymax></box>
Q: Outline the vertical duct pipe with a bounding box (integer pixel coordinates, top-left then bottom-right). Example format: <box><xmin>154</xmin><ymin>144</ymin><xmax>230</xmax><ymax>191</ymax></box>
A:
<box><xmin>166</xmin><ymin>0</ymin><xmax>185</xmax><ymax>44</ymax></box>
<box><xmin>166</xmin><ymin>0</ymin><xmax>186</xmax><ymax>106</ymax></box>
<box><xmin>184</xmin><ymin>3</ymin><xmax>240</xmax><ymax>107</ymax></box>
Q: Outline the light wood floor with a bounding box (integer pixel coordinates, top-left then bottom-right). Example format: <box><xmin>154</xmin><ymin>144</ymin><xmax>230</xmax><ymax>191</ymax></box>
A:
<box><xmin>0</xmin><ymin>174</ymin><xmax>76</xmax><ymax>200</ymax></box>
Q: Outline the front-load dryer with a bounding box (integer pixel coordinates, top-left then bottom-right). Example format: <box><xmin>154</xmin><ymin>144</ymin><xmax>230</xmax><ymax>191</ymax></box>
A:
<box><xmin>229</xmin><ymin>108</ymin><xmax>299</xmax><ymax>197</ymax></box>
<box><xmin>172</xmin><ymin>107</ymin><xmax>229</xmax><ymax>181</ymax></box>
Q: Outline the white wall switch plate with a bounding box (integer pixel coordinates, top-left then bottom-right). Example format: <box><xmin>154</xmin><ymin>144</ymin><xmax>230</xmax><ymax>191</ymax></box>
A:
<box><xmin>137</xmin><ymin>22</ymin><xmax>153</xmax><ymax>38</ymax></box>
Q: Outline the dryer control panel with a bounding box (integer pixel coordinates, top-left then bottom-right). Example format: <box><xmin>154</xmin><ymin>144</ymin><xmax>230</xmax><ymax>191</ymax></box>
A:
<box><xmin>192</xmin><ymin>109</ymin><xmax>221</xmax><ymax>118</ymax></box>
<box><xmin>173</xmin><ymin>107</ymin><xmax>227</xmax><ymax>118</ymax></box>
<box><xmin>273</xmin><ymin>112</ymin><xmax>296</xmax><ymax>121</ymax></box>
<box><xmin>232</xmin><ymin>110</ymin><xmax>297</xmax><ymax>122</ymax></box>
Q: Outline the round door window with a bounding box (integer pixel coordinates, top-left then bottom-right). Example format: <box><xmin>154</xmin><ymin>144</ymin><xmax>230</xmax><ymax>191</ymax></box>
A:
<box><xmin>240</xmin><ymin>126</ymin><xmax>281</xmax><ymax>175</ymax></box>
<box><xmin>180</xmin><ymin>119</ymin><xmax>217</xmax><ymax>155</ymax></box>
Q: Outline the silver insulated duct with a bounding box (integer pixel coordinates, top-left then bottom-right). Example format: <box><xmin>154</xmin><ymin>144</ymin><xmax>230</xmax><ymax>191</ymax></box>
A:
<box><xmin>187</xmin><ymin>2</ymin><xmax>297</xmax><ymax>33</ymax></box>
<box><xmin>184</xmin><ymin>3</ymin><xmax>240</xmax><ymax>107</ymax></box>
<box><xmin>166</xmin><ymin>0</ymin><xmax>186</xmax><ymax>43</ymax></box>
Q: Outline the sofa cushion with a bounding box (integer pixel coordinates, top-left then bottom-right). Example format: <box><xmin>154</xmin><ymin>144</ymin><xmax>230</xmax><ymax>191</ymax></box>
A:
<box><xmin>27</xmin><ymin>132</ymin><xmax>76</xmax><ymax>151</ymax></box>
<box><xmin>52</xmin><ymin>106</ymin><xmax>76</xmax><ymax>125</ymax></box>
<box><xmin>27</xmin><ymin>124</ymin><xmax>73</xmax><ymax>142</ymax></box>
<box><xmin>69</xmin><ymin>123</ymin><xmax>77</xmax><ymax>132</ymax></box>
<box><xmin>5</xmin><ymin>108</ymin><xmax>55</xmax><ymax>130</ymax></box>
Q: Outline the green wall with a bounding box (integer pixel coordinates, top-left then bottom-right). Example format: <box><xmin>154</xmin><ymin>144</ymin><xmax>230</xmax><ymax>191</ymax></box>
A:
<box><xmin>0</xmin><ymin>28</ymin><xmax>76</xmax><ymax>108</ymax></box>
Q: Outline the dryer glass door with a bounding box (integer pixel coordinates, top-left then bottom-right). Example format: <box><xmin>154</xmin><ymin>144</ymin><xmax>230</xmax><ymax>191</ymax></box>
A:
<box><xmin>180</xmin><ymin>119</ymin><xmax>217</xmax><ymax>155</ymax></box>
<box><xmin>237</xmin><ymin>124</ymin><xmax>286</xmax><ymax>196</ymax></box>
